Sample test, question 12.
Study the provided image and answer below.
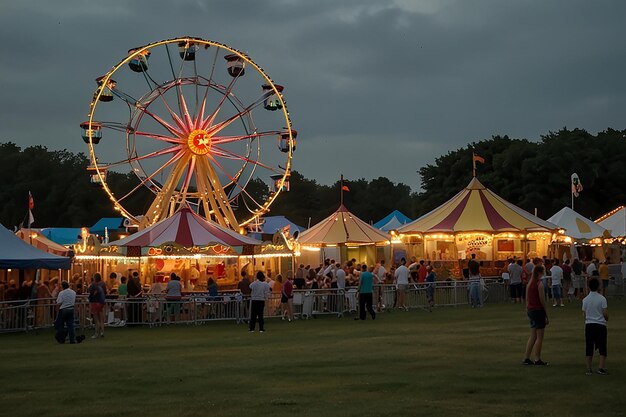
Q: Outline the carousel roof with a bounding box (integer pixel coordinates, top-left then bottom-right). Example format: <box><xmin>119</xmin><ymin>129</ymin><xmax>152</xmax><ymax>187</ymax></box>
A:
<box><xmin>596</xmin><ymin>206</ymin><xmax>626</xmax><ymax>238</ymax></box>
<box><xmin>547</xmin><ymin>207</ymin><xmax>607</xmax><ymax>241</ymax></box>
<box><xmin>398</xmin><ymin>177</ymin><xmax>558</xmax><ymax>234</ymax></box>
<box><xmin>373</xmin><ymin>210</ymin><xmax>412</xmax><ymax>232</ymax></box>
<box><xmin>108</xmin><ymin>206</ymin><xmax>261</xmax><ymax>248</ymax></box>
<box><xmin>297</xmin><ymin>204</ymin><xmax>390</xmax><ymax>245</ymax></box>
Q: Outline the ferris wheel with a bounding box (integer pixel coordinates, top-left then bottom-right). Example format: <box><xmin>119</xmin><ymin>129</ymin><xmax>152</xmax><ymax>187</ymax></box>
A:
<box><xmin>81</xmin><ymin>37</ymin><xmax>295</xmax><ymax>231</ymax></box>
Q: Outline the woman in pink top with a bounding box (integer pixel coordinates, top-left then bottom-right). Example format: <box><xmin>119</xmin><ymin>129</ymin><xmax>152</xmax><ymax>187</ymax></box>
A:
<box><xmin>522</xmin><ymin>264</ymin><xmax>549</xmax><ymax>366</ymax></box>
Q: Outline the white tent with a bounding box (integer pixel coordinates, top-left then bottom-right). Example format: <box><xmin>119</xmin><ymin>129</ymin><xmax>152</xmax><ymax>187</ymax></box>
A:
<box><xmin>596</xmin><ymin>206</ymin><xmax>626</xmax><ymax>238</ymax></box>
<box><xmin>547</xmin><ymin>206</ymin><xmax>607</xmax><ymax>241</ymax></box>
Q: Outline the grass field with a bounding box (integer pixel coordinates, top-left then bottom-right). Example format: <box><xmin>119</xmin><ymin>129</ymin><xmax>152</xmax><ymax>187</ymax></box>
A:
<box><xmin>1</xmin><ymin>299</ymin><xmax>624</xmax><ymax>417</ymax></box>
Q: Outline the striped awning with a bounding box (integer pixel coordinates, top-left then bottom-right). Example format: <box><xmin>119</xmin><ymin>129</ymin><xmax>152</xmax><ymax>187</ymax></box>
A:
<box><xmin>108</xmin><ymin>206</ymin><xmax>261</xmax><ymax>248</ymax></box>
<box><xmin>298</xmin><ymin>205</ymin><xmax>390</xmax><ymax>245</ymax></box>
<box><xmin>398</xmin><ymin>177</ymin><xmax>558</xmax><ymax>234</ymax></box>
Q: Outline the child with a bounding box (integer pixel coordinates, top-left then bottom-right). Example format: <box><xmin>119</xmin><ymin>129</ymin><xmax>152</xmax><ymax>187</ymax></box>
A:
<box><xmin>582</xmin><ymin>278</ymin><xmax>609</xmax><ymax>375</ymax></box>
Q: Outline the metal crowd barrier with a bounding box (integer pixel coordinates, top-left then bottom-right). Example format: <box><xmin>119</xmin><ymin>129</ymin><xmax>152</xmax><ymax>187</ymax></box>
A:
<box><xmin>0</xmin><ymin>278</ymin><xmax>568</xmax><ymax>333</ymax></box>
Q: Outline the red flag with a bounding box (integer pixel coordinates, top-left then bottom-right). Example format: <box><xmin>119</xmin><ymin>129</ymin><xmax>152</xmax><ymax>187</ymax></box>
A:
<box><xmin>28</xmin><ymin>191</ymin><xmax>34</xmax><ymax>210</ymax></box>
<box><xmin>341</xmin><ymin>185</ymin><xmax>350</xmax><ymax>192</ymax></box>
<box><xmin>473</xmin><ymin>154</ymin><xmax>485</xmax><ymax>164</ymax></box>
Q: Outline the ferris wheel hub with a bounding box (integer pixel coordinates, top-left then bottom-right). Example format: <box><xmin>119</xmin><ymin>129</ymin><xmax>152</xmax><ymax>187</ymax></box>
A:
<box><xmin>187</xmin><ymin>129</ymin><xmax>212</xmax><ymax>155</ymax></box>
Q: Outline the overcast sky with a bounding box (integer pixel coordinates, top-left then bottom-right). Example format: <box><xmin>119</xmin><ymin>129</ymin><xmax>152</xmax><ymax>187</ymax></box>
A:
<box><xmin>1</xmin><ymin>0</ymin><xmax>624</xmax><ymax>192</ymax></box>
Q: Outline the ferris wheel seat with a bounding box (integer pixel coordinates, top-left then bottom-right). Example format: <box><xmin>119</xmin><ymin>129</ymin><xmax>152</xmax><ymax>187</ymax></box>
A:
<box><xmin>224</xmin><ymin>54</ymin><xmax>245</xmax><ymax>77</ymax></box>
<box><xmin>178</xmin><ymin>42</ymin><xmax>199</xmax><ymax>61</ymax></box>
<box><xmin>80</xmin><ymin>121</ymin><xmax>102</xmax><ymax>144</ymax></box>
<box><xmin>129</xmin><ymin>59</ymin><xmax>149</xmax><ymax>72</ymax></box>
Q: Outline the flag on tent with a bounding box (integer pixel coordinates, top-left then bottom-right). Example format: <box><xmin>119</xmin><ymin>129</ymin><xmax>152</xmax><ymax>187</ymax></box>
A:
<box><xmin>571</xmin><ymin>173</ymin><xmax>583</xmax><ymax>197</ymax></box>
<box><xmin>27</xmin><ymin>191</ymin><xmax>35</xmax><ymax>227</ymax></box>
<box><xmin>472</xmin><ymin>152</ymin><xmax>485</xmax><ymax>177</ymax></box>
<box><xmin>341</xmin><ymin>184</ymin><xmax>350</xmax><ymax>192</ymax></box>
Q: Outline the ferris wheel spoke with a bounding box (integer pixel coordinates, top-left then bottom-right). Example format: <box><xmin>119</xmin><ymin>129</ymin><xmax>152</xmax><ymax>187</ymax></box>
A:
<box><xmin>111</xmin><ymin>89</ymin><xmax>139</xmax><ymax>107</ymax></box>
<box><xmin>139</xmin><ymin>107</ymin><xmax>185</xmax><ymax>138</ymax></box>
<box><xmin>177</xmin><ymin>92</ymin><xmax>194</xmax><ymax>130</ymax></box>
<box><xmin>211</xmin><ymin>145</ymin><xmax>281</xmax><ymax>174</ymax></box>
<box><xmin>205</xmin><ymin>97</ymin><xmax>266</xmax><ymax>137</ymax></box>
<box><xmin>211</xmin><ymin>130</ymin><xmax>280</xmax><ymax>146</ymax></box>
<box><xmin>117</xmin><ymin>149</ymin><xmax>186</xmax><ymax>203</ymax></box>
<box><xmin>206</xmin><ymin>154</ymin><xmax>265</xmax><ymax>209</ymax></box>
<box><xmin>134</xmin><ymin>130</ymin><xmax>184</xmax><ymax>144</ymax></box>
<box><xmin>128</xmin><ymin>145</ymin><xmax>183</xmax><ymax>163</ymax></box>
<box><xmin>200</xmin><ymin>73</ymin><xmax>241</xmax><ymax>131</ymax></box>
<box><xmin>180</xmin><ymin>155</ymin><xmax>197</xmax><ymax>198</ymax></box>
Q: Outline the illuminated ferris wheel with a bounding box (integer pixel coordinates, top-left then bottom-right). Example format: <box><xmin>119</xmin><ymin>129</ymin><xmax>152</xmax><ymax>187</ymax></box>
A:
<box><xmin>81</xmin><ymin>37</ymin><xmax>295</xmax><ymax>231</ymax></box>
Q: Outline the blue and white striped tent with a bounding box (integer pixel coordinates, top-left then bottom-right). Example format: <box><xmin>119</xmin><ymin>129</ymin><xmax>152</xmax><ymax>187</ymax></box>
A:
<box><xmin>373</xmin><ymin>210</ymin><xmax>412</xmax><ymax>232</ymax></box>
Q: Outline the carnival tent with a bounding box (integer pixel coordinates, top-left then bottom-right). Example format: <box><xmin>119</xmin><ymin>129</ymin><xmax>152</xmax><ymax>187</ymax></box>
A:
<box><xmin>0</xmin><ymin>224</ymin><xmax>71</xmax><ymax>269</ymax></box>
<box><xmin>40</xmin><ymin>227</ymin><xmax>82</xmax><ymax>245</ymax></box>
<box><xmin>398</xmin><ymin>177</ymin><xmax>558</xmax><ymax>234</ymax></box>
<box><xmin>596</xmin><ymin>206</ymin><xmax>626</xmax><ymax>238</ymax></box>
<box><xmin>253</xmin><ymin>216</ymin><xmax>305</xmax><ymax>236</ymax></box>
<box><xmin>298</xmin><ymin>204</ymin><xmax>390</xmax><ymax>245</ymax></box>
<box><xmin>108</xmin><ymin>206</ymin><xmax>261</xmax><ymax>248</ymax></box>
<box><xmin>90</xmin><ymin>217</ymin><xmax>125</xmax><ymax>235</ymax></box>
<box><xmin>547</xmin><ymin>207</ymin><xmax>607</xmax><ymax>241</ymax></box>
<box><xmin>374</xmin><ymin>210</ymin><xmax>412</xmax><ymax>232</ymax></box>
<box><xmin>16</xmin><ymin>229</ymin><xmax>72</xmax><ymax>256</ymax></box>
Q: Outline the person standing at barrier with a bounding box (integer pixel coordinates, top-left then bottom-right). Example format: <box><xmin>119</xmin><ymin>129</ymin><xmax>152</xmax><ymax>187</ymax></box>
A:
<box><xmin>468</xmin><ymin>259</ymin><xmax>482</xmax><ymax>308</ymax></box>
<box><xmin>571</xmin><ymin>258</ymin><xmax>584</xmax><ymax>300</ymax></box>
<box><xmin>598</xmin><ymin>258</ymin><xmax>610</xmax><ymax>297</ymax></box>
<box><xmin>394</xmin><ymin>258</ymin><xmax>409</xmax><ymax>310</ymax></box>
<box><xmin>127</xmin><ymin>271</ymin><xmax>142</xmax><ymax>326</ymax></box>
<box><xmin>425</xmin><ymin>266</ymin><xmax>436</xmax><ymax>311</ymax></box>
<box><xmin>54</xmin><ymin>281</ymin><xmax>82</xmax><ymax>344</ymax></box>
<box><xmin>374</xmin><ymin>260</ymin><xmax>386</xmax><ymax>312</ymax></box>
<box><xmin>249</xmin><ymin>271</ymin><xmax>271</xmax><ymax>332</ymax></box>
<box><xmin>522</xmin><ymin>264</ymin><xmax>549</xmax><ymax>366</ymax></box>
<box><xmin>88</xmin><ymin>273</ymin><xmax>106</xmax><ymax>339</ymax></box>
<box><xmin>165</xmin><ymin>273</ymin><xmax>182</xmax><ymax>322</ymax></box>
<box><xmin>356</xmin><ymin>264</ymin><xmax>376</xmax><ymax>320</ymax></box>
<box><xmin>550</xmin><ymin>259</ymin><xmax>564</xmax><ymax>307</ymax></box>
<box><xmin>294</xmin><ymin>264</ymin><xmax>306</xmax><ymax>290</ymax></box>
<box><xmin>582</xmin><ymin>277</ymin><xmax>609</xmax><ymax>375</ymax></box>
<box><xmin>281</xmin><ymin>273</ymin><xmax>294</xmax><ymax>322</ymax></box>
<box><xmin>508</xmin><ymin>259</ymin><xmax>523</xmax><ymax>303</ymax></box>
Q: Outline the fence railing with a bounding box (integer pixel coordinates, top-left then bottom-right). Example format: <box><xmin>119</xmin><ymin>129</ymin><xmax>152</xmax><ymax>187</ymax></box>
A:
<box><xmin>1</xmin><ymin>276</ymin><xmax>623</xmax><ymax>334</ymax></box>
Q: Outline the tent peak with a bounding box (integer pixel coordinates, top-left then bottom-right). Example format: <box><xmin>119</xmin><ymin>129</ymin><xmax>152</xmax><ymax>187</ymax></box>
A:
<box><xmin>466</xmin><ymin>177</ymin><xmax>486</xmax><ymax>190</ymax></box>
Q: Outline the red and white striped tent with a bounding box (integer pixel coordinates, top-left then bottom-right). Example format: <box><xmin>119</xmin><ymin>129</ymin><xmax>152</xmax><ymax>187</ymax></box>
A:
<box><xmin>109</xmin><ymin>206</ymin><xmax>261</xmax><ymax>248</ymax></box>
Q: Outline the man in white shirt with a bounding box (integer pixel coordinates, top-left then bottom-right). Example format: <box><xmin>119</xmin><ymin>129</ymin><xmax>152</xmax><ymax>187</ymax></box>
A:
<box><xmin>249</xmin><ymin>271</ymin><xmax>271</xmax><ymax>332</ymax></box>
<box><xmin>335</xmin><ymin>263</ymin><xmax>346</xmax><ymax>290</ymax></box>
<box><xmin>55</xmin><ymin>281</ymin><xmax>79</xmax><ymax>344</ymax></box>
<box><xmin>394</xmin><ymin>258</ymin><xmax>410</xmax><ymax>310</ymax></box>
<box><xmin>582</xmin><ymin>277</ymin><xmax>609</xmax><ymax>375</ymax></box>
<box><xmin>550</xmin><ymin>259</ymin><xmax>564</xmax><ymax>307</ymax></box>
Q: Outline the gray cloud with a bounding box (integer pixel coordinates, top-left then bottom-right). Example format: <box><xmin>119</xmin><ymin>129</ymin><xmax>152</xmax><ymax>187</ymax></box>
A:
<box><xmin>1</xmin><ymin>0</ymin><xmax>624</xmax><ymax>193</ymax></box>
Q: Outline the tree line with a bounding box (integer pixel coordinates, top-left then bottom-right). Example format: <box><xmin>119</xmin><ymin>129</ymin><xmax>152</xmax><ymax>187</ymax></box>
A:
<box><xmin>1</xmin><ymin>127</ymin><xmax>624</xmax><ymax>230</ymax></box>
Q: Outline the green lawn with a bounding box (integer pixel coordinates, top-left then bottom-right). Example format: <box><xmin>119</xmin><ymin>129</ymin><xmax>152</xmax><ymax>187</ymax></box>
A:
<box><xmin>1</xmin><ymin>300</ymin><xmax>624</xmax><ymax>417</ymax></box>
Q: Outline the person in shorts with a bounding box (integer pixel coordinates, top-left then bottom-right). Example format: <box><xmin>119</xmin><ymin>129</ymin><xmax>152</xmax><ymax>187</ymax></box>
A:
<box><xmin>522</xmin><ymin>264</ymin><xmax>549</xmax><ymax>366</ymax></box>
<box><xmin>582</xmin><ymin>278</ymin><xmax>609</xmax><ymax>375</ymax></box>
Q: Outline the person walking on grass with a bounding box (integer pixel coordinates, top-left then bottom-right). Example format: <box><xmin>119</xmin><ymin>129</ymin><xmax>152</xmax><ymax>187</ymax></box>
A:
<box><xmin>249</xmin><ymin>271</ymin><xmax>271</xmax><ymax>332</ymax></box>
<box><xmin>582</xmin><ymin>278</ymin><xmax>609</xmax><ymax>375</ymax></box>
<box><xmin>356</xmin><ymin>264</ymin><xmax>376</xmax><ymax>320</ymax></box>
<box><xmin>522</xmin><ymin>264</ymin><xmax>549</xmax><ymax>366</ymax></box>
